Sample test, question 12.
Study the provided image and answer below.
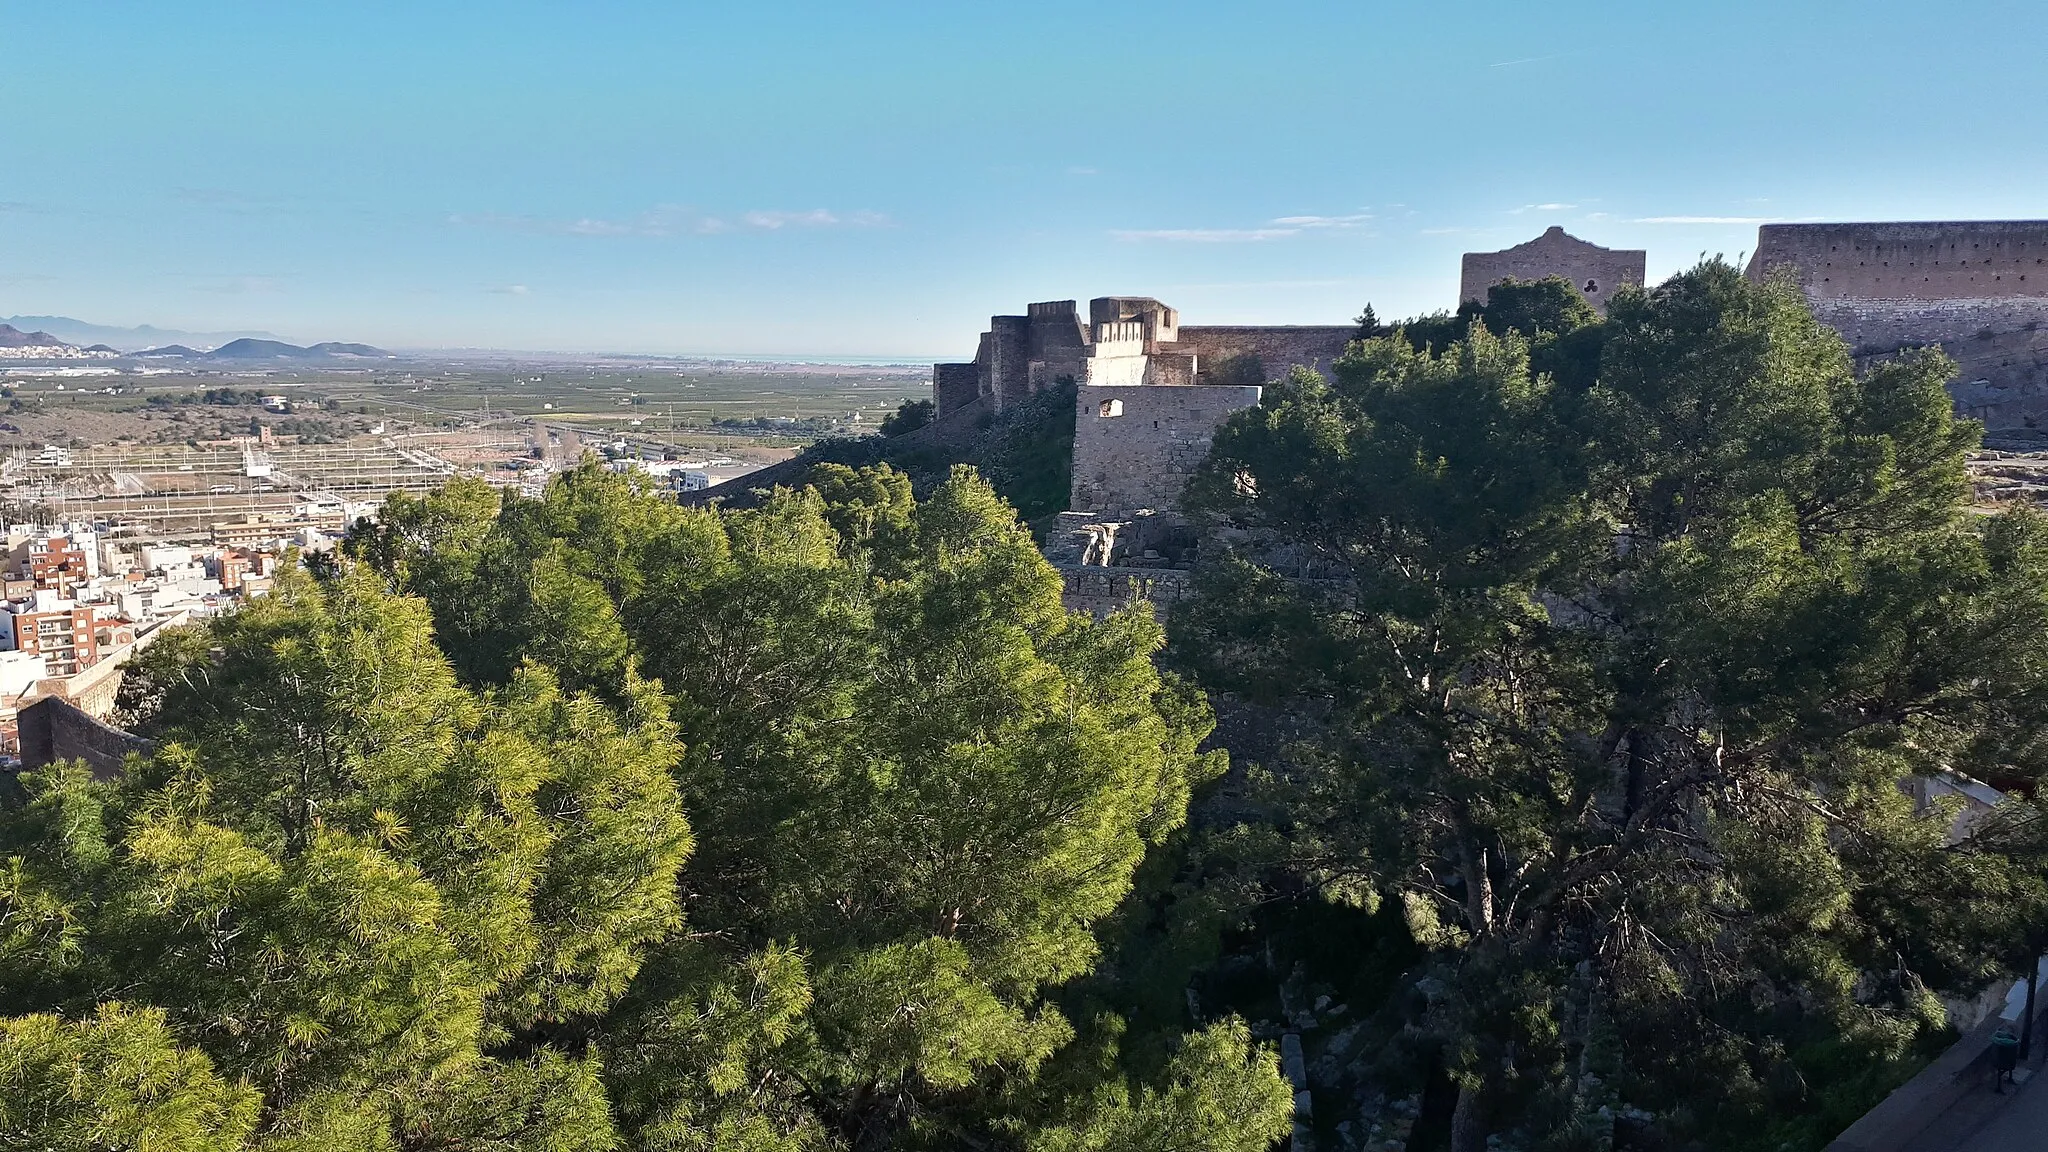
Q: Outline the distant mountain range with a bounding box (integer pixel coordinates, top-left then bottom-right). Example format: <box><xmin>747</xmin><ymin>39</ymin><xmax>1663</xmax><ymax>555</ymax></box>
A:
<box><xmin>0</xmin><ymin>315</ymin><xmax>281</xmax><ymax>351</ymax></box>
<box><xmin>0</xmin><ymin>320</ymin><xmax>388</xmax><ymax>360</ymax></box>
<box><xmin>195</xmin><ymin>338</ymin><xmax>389</xmax><ymax>360</ymax></box>
<box><xmin>0</xmin><ymin>324</ymin><xmax>66</xmax><ymax>348</ymax></box>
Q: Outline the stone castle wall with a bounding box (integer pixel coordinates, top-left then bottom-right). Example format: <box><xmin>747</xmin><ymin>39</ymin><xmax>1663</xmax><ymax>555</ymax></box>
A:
<box><xmin>1058</xmin><ymin>566</ymin><xmax>1192</xmax><ymax>619</ymax></box>
<box><xmin>1071</xmin><ymin>383</ymin><xmax>1262</xmax><ymax>516</ymax></box>
<box><xmin>985</xmin><ymin>316</ymin><xmax>1032</xmax><ymax>408</ymax></box>
<box><xmin>935</xmin><ymin>220</ymin><xmax>2048</xmax><ymax>528</ymax></box>
<box><xmin>1176</xmin><ymin>326</ymin><xmax>1356</xmax><ymax>382</ymax></box>
<box><xmin>1750</xmin><ymin>221</ymin><xmax>2048</xmax><ymax>302</ymax></box>
<box><xmin>933</xmin><ymin>362</ymin><xmax>979</xmax><ymax>415</ymax></box>
<box><xmin>1751</xmin><ymin>223</ymin><xmax>2048</xmax><ymax>431</ymax></box>
<box><xmin>18</xmin><ymin>695</ymin><xmax>154</xmax><ymax>781</ymax></box>
<box><xmin>1814</xmin><ymin>297</ymin><xmax>2048</xmax><ymax>430</ymax></box>
<box><xmin>1461</xmin><ymin>226</ymin><xmax>1645</xmax><ymax>315</ymax></box>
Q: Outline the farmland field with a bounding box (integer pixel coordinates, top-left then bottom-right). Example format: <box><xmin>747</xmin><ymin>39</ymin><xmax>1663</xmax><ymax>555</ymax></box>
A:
<box><xmin>0</xmin><ymin>356</ymin><xmax>933</xmax><ymax>533</ymax></box>
<box><xmin>1</xmin><ymin>358</ymin><xmax>930</xmax><ymax>451</ymax></box>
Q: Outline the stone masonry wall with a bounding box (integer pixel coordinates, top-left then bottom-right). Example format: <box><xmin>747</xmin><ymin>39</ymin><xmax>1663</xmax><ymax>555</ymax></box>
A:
<box><xmin>1461</xmin><ymin>226</ymin><xmax>1645</xmax><ymax>315</ymax></box>
<box><xmin>932</xmin><ymin>362</ymin><xmax>979</xmax><ymax>416</ymax></box>
<box><xmin>985</xmin><ymin>316</ymin><xmax>1031</xmax><ymax>409</ymax></box>
<box><xmin>1058</xmin><ymin>566</ymin><xmax>1192</xmax><ymax>619</ymax></box>
<box><xmin>1748</xmin><ymin>224</ymin><xmax>2048</xmax><ymax>432</ymax></box>
<box><xmin>18</xmin><ymin>695</ymin><xmax>155</xmax><ymax>781</ymax></box>
<box><xmin>1811</xmin><ymin>298</ymin><xmax>2048</xmax><ymax>431</ymax></box>
<box><xmin>1176</xmin><ymin>326</ymin><xmax>1356</xmax><ymax>382</ymax></box>
<box><xmin>1071</xmin><ymin>382</ymin><xmax>1262</xmax><ymax>516</ymax></box>
<box><xmin>1749</xmin><ymin>221</ymin><xmax>2048</xmax><ymax>303</ymax></box>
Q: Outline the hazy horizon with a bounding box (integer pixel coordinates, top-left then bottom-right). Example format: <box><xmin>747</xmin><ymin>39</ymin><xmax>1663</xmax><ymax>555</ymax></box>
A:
<box><xmin>4</xmin><ymin>0</ymin><xmax>2044</xmax><ymax>356</ymax></box>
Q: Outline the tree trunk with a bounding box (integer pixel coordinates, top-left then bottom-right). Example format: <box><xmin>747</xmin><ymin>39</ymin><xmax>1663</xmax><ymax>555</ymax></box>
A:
<box><xmin>1450</xmin><ymin>1081</ymin><xmax>1488</xmax><ymax>1152</ymax></box>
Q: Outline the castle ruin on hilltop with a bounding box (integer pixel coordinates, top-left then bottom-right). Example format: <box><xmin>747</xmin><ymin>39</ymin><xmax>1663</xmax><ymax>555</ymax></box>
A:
<box><xmin>918</xmin><ymin>220</ymin><xmax>2048</xmax><ymax>614</ymax></box>
<box><xmin>932</xmin><ymin>298</ymin><xmax>1354</xmax><ymax>521</ymax></box>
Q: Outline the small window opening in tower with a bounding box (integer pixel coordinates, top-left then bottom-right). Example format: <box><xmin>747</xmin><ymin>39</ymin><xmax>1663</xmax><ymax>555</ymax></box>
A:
<box><xmin>1098</xmin><ymin>399</ymin><xmax>1123</xmax><ymax>418</ymax></box>
<box><xmin>1584</xmin><ymin>279</ymin><xmax>1598</xmax><ymax>293</ymax></box>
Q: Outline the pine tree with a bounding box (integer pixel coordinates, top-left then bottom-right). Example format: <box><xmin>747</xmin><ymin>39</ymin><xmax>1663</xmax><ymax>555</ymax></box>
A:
<box><xmin>1174</xmin><ymin>263</ymin><xmax>2048</xmax><ymax>1150</ymax></box>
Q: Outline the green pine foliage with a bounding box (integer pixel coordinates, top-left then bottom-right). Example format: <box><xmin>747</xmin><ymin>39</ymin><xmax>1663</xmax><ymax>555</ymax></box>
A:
<box><xmin>801</xmin><ymin>379</ymin><xmax>1080</xmax><ymax>527</ymax></box>
<box><xmin>1174</xmin><ymin>263</ymin><xmax>2048</xmax><ymax>1150</ymax></box>
<box><xmin>2</xmin><ymin>464</ymin><xmax>1291</xmax><ymax>1151</ymax></box>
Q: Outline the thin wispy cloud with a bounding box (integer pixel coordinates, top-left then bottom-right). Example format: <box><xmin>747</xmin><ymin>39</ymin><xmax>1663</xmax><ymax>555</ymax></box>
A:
<box><xmin>1067</xmin><ymin>166</ymin><xmax>1098</xmax><ymax>176</ymax></box>
<box><xmin>742</xmin><ymin>208</ymin><xmax>889</xmax><ymax>229</ymax></box>
<box><xmin>1271</xmin><ymin>212</ymin><xmax>1373</xmax><ymax>229</ymax></box>
<box><xmin>1112</xmin><ymin>228</ymin><xmax>1300</xmax><ymax>243</ymax></box>
<box><xmin>1160</xmin><ymin>278</ymin><xmax>1364</xmax><ymax>291</ymax></box>
<box><xmin>1510</xmin><ymin>203</ymin><xmax>1577</xmax><ymax>214</ymax></box>
<box><xmin>170</xmin><ymin>188</ymin><xmax>308</xmax><ymax>220</ymax></box>
<box><xmin>174</xmin><ymin>187</ymin><xmax>289</xmax><ymax>207</ymax></box>
<box><xmin>488</xmin><ymin>284</ymin><xmax>532</xmax><ymax>296</ymax></box>
<box><xmin>1114</xmin><ymin>211</ymin><xmax>1370</xmax><ymax>243</ymax></box>
<box><xmin>1634</xmin><ymin>215</ymin><xmax>1810</xmax><ymax>225</ymax></box>
<box><xmin>450</xmin><ymin>205</ymin><xmax>890</xmax><ymax>238</ymax></box>
<box><xmin>1489</xmin><ymin>53</ymin><xmax>1568</xmax><ymax>68</ymax></box>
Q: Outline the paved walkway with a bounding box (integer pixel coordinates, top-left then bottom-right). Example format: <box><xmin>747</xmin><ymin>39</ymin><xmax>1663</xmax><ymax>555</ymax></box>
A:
<box><xmin>1827</xmin><ymin>1014</ymin><xmax>2048</xmax><ymax>1152</ymax></box>
<box><xmin>1955</xmin><ymin>1064</ymin><xmax>2048</xmax><ymax>1151</ymax></box>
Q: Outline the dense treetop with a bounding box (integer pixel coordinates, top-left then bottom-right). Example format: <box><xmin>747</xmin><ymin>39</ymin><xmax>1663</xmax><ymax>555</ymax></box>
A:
<box><xmin>1</xmin><ymin>464</ymin><xmax>1291</xmax><ymax>1152</ymax></box>
<box><xmin>10</xmin><ymin>268</ymin><xmax>2048</xmax><ymax>1152</ymax></box>
<box><xmin>1171</xmin><ymin>266</ymin><xmax>2048</xmax><ymax>1150</ymax></box>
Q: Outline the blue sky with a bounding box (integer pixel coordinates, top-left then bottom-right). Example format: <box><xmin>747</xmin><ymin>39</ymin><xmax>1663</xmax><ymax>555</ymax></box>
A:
<box><xmin>3</xmin><ymin>0</ymin><xmax>2043</xmax><ymax>356</ymax></box>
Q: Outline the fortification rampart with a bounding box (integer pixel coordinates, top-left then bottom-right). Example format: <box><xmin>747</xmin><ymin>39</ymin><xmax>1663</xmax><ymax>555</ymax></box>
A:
<box><xmin>1176</xmin><ymin>326</ymin><xmax>1356</xmax><ymax>382</ymax></box>
<box><xmin>942</xmin><ymin>295</ymin><xmax>1355</xmax><ymax>419</ymax></box>
<box><xmin>985</xmin><ymin>316</ymin><xmax>1032</xmax><ymax>407</ymax></box>
<box><xmin>1810</xmin><ymin>297</ymin><xmax>2048</xmax><ymax>356</ymax></box>
<box><xmin>1091</xmin><ymin>297</ymin><xmax>1179</xmax><ymax>345</ymax></box>
<box><xmin>1751</xmin><ymin>223</ymin><xmax>2048</xmax><ymax>431</ymax></box>
<box><xmin>18</xmin><ymin>695</ymin><xmax>155</xmax><ymax>781</ymax></box>
<box><xmin>933</xmin><ymin>362</ymin><xmax>979</xmax><ymax>415</ymax></box>
<box><xmin>1749</xmin><ymin>221</ymin><xmax>2048</xmax><ymax>302</ymax></box>
<box><xmin>1059</xmin><ymin>566</ymin><xmax>1193</xmax><ymax>619</ymax></box>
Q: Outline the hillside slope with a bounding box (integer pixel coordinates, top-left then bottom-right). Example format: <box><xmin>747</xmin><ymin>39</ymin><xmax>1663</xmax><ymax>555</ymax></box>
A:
<box><xmin>687</xmin><ymin>382</ymin><xmax>1077</xmax><ymax>526</ymax></box>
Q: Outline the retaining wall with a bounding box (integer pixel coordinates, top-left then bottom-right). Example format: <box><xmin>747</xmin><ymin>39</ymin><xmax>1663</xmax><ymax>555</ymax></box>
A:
<box><xmin>17</xmin><ymin>695</ymin><xmax>154</xmax><ymax>781</ymax></box>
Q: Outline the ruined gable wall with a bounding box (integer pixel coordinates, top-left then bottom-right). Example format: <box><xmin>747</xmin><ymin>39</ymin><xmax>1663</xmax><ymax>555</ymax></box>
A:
<box><xmin>1176</xmin><ymin>326</ymin><xmax>1356</xmax><ymax>382</ymax></box>
<box><xmin>1071</xmin><ymin>383</ymin><xmax>1263</xmax><ymax>516</ymax></box>
<box><xmin>1461</xmin><ymin>228</ymin><xmax>1645</xmax><ymax>315</ymax></box>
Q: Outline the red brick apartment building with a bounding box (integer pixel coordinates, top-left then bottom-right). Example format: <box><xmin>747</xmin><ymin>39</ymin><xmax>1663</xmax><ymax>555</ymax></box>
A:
<box><xmin>15</xmin><ymin>536</ymin><xmax>91</xmax><ymax>596</ymax></box>
<box><xmin>0</xmin><ymin>602</ymin><xmax>100</xmax><ymax>676</ymax></box>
